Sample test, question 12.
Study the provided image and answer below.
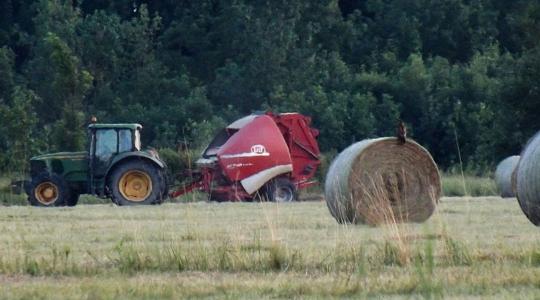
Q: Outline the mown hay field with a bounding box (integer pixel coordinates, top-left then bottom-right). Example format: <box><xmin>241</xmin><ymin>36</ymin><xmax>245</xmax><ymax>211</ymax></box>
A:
<box><xmin>0</xmin><ymin>197</ymin><xmax>539</xmax><ymax>299</ymax></box>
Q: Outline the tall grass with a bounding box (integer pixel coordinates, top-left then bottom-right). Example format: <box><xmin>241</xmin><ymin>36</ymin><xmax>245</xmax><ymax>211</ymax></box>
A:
<box><xmin>0</xmin><ymin>199</ymin><xmax>538</xmax><ymax>298</ymax></box>
<box><xmin>0</xmin><ymin>235</ymin><xmax>528</xmax><ymax>277</ymax></box>
<box><xmin>442</xmin><ymin>175</ymin><xmax>497</xmax><ymax>197</ymax></box>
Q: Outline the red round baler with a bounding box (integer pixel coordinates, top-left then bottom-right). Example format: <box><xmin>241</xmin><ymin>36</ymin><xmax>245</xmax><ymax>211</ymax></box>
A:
<box><xmin>170</xmin><ymin>112</ymin><xmax>320</xmax><ymax>201</ymax></box>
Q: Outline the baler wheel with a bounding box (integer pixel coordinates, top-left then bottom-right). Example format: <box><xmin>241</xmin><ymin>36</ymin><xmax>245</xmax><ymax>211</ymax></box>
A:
<box><xmin>264</xmin><ymin>178</ymin><xmax>298</xmax><ymax>202</ymax></box>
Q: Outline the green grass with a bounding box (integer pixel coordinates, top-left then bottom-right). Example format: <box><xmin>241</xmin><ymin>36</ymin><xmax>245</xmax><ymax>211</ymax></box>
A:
<box><xmin>0</xmin><ymin>197</ymin><xmax>538</xmax><ymax>299</ymax></box>
<box><xmin>442</xmin><ymin>175</ymin><xmax>498</xmax><ymax>197</ymax></box>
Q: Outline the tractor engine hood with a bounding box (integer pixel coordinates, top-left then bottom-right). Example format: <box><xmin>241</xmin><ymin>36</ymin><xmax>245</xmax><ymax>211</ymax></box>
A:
<box><xmin>29</xmin><ymin>151</ymin><xmax>88</xmax><ymax>179</ymax></box>
<box><xmin>217</xmin><ymin>115</ymin><xmax>293</xmax><ymax>194</ymax></box>
<box><xmin>31</xmin><ymin>152</ymin><xmax>87</xmax><ymax>161</ymax></box>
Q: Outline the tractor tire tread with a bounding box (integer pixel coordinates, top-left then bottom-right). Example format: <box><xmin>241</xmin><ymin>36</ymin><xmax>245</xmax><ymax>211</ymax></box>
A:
<box><xmin>108</xmin><ymin>159</ymin><xmax>166</xmax><ymax>206</ymax></box>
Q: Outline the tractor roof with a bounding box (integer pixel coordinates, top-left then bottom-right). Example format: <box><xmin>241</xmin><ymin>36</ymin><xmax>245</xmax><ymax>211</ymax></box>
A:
<box><xmin>88</xmin><ymin>123</ymin><xmax>142</xmax><ymax>130</ymax></box>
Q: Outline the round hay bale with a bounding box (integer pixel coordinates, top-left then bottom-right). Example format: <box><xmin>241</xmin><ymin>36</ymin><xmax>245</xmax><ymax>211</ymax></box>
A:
<box><xmin>516</xmin><ymin>131</ymin><xmax>540</xmax><ymax>225</ymax></box>
<box><xmin>324</xmin><ymin>137</ymin><xmax>441</xmax><ymax>225</ymax></box>
<box><xmin>511</xmin><ymin>165</ymin><xmax>519</xmax><ymax>196</ymax></box>
<box><xmin>494</xmin><ymin>156</ymin><xmax>520</xmax><ymax>198</ymax></box>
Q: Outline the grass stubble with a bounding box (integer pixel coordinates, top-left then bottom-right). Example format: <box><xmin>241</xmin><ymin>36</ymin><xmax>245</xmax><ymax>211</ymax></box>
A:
<box><xmin>0</xmin><ymin>193</ymin><xmax>538</xmax><ymax>299</ymax></box>
<box><xmin>0</xmin><ymin>171</ymin><xmax>537</xmax><ymax>299</ymax></box>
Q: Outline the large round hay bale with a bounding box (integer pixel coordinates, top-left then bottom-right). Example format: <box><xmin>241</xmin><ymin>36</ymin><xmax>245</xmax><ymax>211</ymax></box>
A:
<box><xmin>516</xmin><ymin>132</ymin><xmax>540</xmax><ymax>225</ymax></box>
<box><xmin>511</xmin><ymin>165</ymin><xmax>519</xmax><ymax>196</ymax></box>
<box><xmin>494</xmin><ymin>156</ymin><xmax>520</xmax><ymax>198</ymax></box>
<box><xmin>325</xmin><ymin>137</ymin><xmax>441</xmax><ymax>225</ymax></box>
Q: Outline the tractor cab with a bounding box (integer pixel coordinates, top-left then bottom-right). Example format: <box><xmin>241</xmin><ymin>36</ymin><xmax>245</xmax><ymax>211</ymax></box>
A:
<box><xmin>88</xmin><ymin>123</ymin><xmax>142</xmax><ymax>179</ymax></box>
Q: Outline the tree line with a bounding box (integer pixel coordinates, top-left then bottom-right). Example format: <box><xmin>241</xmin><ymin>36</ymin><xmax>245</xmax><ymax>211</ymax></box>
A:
<box><xmin>0</xmin><ymin>0</ymin><xmax>539</xmax><ymax>173</ymax></box>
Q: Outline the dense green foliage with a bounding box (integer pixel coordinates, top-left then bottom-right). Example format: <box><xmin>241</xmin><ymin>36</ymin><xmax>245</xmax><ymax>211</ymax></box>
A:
<box><xmin>0</xmin><ymin>0</ymin><xmax>539</xmax><ymax>172</ymax></box>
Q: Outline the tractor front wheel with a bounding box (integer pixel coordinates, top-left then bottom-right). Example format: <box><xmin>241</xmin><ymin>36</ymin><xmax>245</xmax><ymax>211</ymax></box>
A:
<box><xmin>27</xmin><ymin>173</ymin><xmax>71</xmax><ymax>207</ymax></box>
<box><xmin>67</xmin><ymin>193</ymin><xmax>80</xmax><ymax>206</ymax></box>
<box><xmin>108</xmin><ymin>160</ymin><xmax>166</xmax><ymax>206</ymax></box>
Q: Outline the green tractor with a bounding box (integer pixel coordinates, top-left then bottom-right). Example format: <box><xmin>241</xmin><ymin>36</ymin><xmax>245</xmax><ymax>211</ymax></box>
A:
<box><xmin>26</xmin><ymin>123</ymin><xmax>167</xmax><ymax>206</ymax></box>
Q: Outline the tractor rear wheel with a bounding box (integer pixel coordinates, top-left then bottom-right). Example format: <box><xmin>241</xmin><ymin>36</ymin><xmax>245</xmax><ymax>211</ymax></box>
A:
<box><xmin>263</xmin><ymin>177</ymin><xmax>298</xmax><ymax>202</ymax></box>
<box><xmin>108</xmin><ymin>160</ymin><xmax>166</xmax><ymax>206</ymax></box>
<box><xmin>27</xmin><ymin>172</ymin><xmax>71</xmax><ymax>207</ymax></box>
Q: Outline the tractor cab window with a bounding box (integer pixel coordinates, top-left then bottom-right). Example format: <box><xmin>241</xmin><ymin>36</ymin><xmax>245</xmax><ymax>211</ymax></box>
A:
<box><xmin>118</xmin><ymin>129</ymin><xmax>133</xmax><ymax>153</ymax></box>
<box><xmin>95</xmin><ymin>129</ymin><xmax>117</xmax><ymax>160</ymax></box>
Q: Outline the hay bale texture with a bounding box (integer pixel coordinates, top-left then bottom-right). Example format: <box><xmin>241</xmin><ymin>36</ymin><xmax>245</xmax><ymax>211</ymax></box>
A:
<box><xmin>494</xmin><ymin>156</ymin><xmax>520</xmax><ymax>198</ymax></box>
<box><xmin>325</xmin><ymin>137</ymin><xmax>441</xmax><ymax>225</ymax></box>
<box><xmin>516</xmin><ymin>132</ymin><xmax>540</xmax><ymax>225</ymax></box>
